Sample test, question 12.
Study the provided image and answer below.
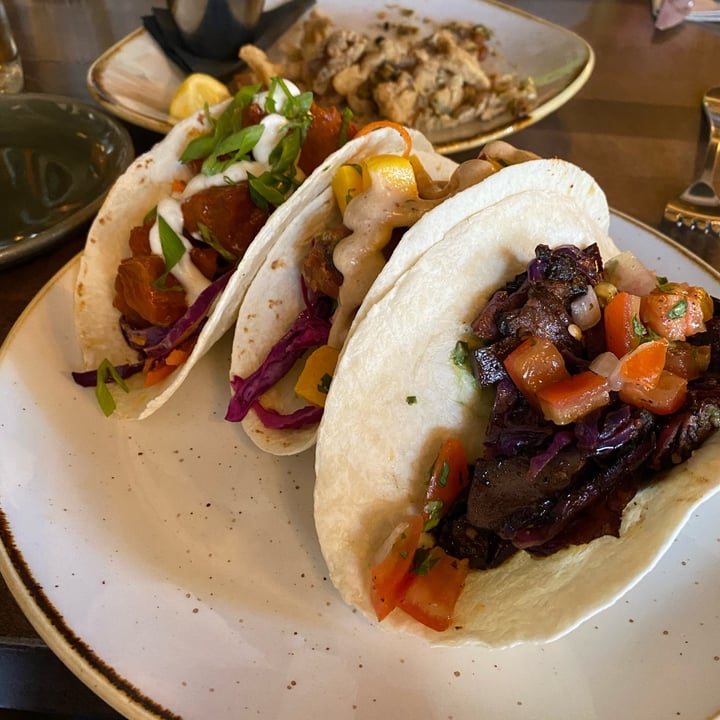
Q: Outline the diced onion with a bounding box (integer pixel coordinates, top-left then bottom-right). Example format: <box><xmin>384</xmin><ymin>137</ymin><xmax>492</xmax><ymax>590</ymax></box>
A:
<box><xmin>570</xmin><ymin>285</ymin><xmax>601</xmax><ymax>330</ymax></box>
<box><xmin>604</xmin><ymin>251</ymin><xmax>657</xmax><ymax>296</ymax></box>
<box><xmin>590</xmin><ymin>351</ymin><xmax>623</xmax><ymax>391</ymax></box>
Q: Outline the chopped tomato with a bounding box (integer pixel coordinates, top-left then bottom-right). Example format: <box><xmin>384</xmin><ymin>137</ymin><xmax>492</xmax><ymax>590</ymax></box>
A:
<box><xmin>664</xmin><ymin>342</ymin><xmax>711</xmax><ymax>380</ymax></box>
<box><xmin>536</xmin><ymin>371</ymin><xmax>610</xmax><ymax>425</ymax></box>
<box><xmin>503</xmin><ymin>336</ymin><xmax>569</xmax><ymax>405</ymax></box>
<box><xmin>370</xmin><ymin>515</ymin><xmax>424</xmax><ymax>621</ymax></box>
<box><xmin>422</xmin><ymin>438</ymin><xmax>469</xmax><ymax>531</ymax></box>
<box><xmin>603</xmin><ymin>291</ymin><xmax>643</xmax><ymax>358</ymax></box>
<box><xmin>398</xmin><ymin>547</ymin><xmax>469</xmax><ymax>632</ymax></box>
<box><xmin>617</xmin><ymin>339</ymin><xmax>668</xmax><ymax>390</ymax></box>
<box><xmin>619</xmin><ymin>370</ymin><xmax>687</xmax><ymax>415</ymax></box>
<box><xmin>640</xmin><ymin>284</ymin><xmax>712</xmax><ymax>341</ymax></box>
<box><xmin>298</xmin><ymin>102</ymin><xmax>359</xmax><ymax>176</ymax></box>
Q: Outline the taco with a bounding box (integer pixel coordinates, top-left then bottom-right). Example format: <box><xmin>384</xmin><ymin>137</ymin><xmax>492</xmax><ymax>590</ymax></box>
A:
<box><xmin>225</xmin><ymin>139</ymin><xmax>610</xmax><ymax>455</ymax></box>
<box><xmin>73</xmin><ymin>78</ymin><xmax>360</xmax><ymax>418</ymax></box>
<box><xmin>314</xmin><ymin>189</ymin><xmax>720</xmax><ymax>646</ymax></box>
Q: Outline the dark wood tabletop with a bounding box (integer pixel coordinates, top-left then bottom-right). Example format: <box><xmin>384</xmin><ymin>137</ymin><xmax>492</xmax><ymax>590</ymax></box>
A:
<box><xmin>0</xmin><ymin>0</ymin><xmax>719</xmax><ymax>715</ymax></box>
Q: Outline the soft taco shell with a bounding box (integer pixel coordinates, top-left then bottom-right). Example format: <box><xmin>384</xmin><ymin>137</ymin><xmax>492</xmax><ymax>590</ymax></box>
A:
<box><xmin>229</xmin><ymin>128</ymin><xmax>457</xmax><ymax>454</ymax></box>
<box><xmin>231</xmin><ymin>147</ymin><xmax>609</xmax><ymax>456</ymax></box>
<box><xmin>74</xmin><ymin>101</ymin><xmax>288</xmax><ymax>418</ymax></box>
<box><xmin>352</xmin><ymin>153</ymin><xmax>610</xmax><ymax>334</ymax></box>
<box><xmin>73</xmin><ymin>111</ymin><xmax>428</xmax><ymax>419</ymax></box>
<box><xmin>314</xmin><ymin>190</ymin><xmax>720</xmax><ymax>647</ymax></box>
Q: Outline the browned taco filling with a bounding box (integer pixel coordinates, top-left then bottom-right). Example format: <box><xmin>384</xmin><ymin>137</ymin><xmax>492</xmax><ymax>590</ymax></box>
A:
<box><xmin>370</xmin><ymin>243</ymin><xmax>720</xmax><ymax>632</ymax></box>
<box><xmin>73</xmin><ymin>79</ymin><xmax>360</xmax><ymax>415</ymax></box>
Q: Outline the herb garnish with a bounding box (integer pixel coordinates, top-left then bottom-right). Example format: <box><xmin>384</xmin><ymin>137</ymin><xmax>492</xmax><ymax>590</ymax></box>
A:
<box><xmin>152</xmin><ymin>215</ymin><xmax>187</xmax><ymax>291</ymax></box>
<box><xmin>317</xmin><ymin>373</ymin><xmax>332</xmax><ymax>395</ymax></box>
<box><xmin>413</xmin><ymin>547</ymin><xmax>440</xmax><ymax>576</ymax></box>
<box><xmin>179</xmin><ymin>83</ymin><xmax>261</xmax><ymax>166</ymax></box>
<box><xmin>423</xmin><ymin>500</ymin><xmax>444</xmax><ymax>532</ymax></box>
<box><xmin>667</xmin><ymin>297</ymin><xmax>688</xmax><ymax>319</ymax></box>
<box><xmin>96</xmin><ymin>359</ymin><xmax>130</xmax><ymax>417</ymax></box>
<box><xmin>197</xmin><ymin>221</ymin><xmax>237</xmax><ymax>263</ymax></box>
<box><xmin>451</xmin><ymin>341</ymin><xmax>469</xmax><ymax>367</ymax></box>
<box><xmin>248</xmin><ymin>79</ymin><xmax>314</xmax><ymax>211</ymax></box>
<box><xmin>338</xmin><ymin>107</ymin><xmax>354</xmax><ymax>146</ymax></box>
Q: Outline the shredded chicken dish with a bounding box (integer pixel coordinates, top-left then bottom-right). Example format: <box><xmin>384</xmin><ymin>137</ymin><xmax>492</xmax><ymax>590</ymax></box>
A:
<box><xmin>237</xmin><ymin>7</ymin><xmax>538</xmax><ymax>136</ymax></box>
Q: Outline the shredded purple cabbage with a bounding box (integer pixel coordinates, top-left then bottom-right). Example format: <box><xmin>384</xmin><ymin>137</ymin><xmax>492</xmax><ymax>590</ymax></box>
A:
<box><xmin>134</xmin><ymin>270</ymin><xmax>232</xmax><ymax>359</ymax></box>
<box><xmin>250</xmin><ymin>401</ymin><xmax>324</xmax><ymax>429</ymax></box>
<box><xmin>527</xmin><ymin>430</ymin><xmax>573</xmax><ymax>480</ymax></box>
<box><xmin>71</xmin><ymin>361</ymin><xmax>145</xmax><ymax>387</ymax></box>
<box><xmin>73</xmin><ymin>269</ymin><xmax>233</xmax><ymax>388</ymax></box>
<box><xmin>225</xmin><ymin>289</ymin><xmax>333</xmax><ymax>424</ymax></box>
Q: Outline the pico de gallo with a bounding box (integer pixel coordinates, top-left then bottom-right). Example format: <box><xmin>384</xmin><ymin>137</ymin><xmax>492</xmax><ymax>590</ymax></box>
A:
<box><xmin>370</xmin><ymin>243</ymin><xmax>720</xmax><ymax>632</ymax></box>
<box><xmin>73</xmin><ymin>78</ymin><xmax>357</xmax><ymax>415</ymax></box>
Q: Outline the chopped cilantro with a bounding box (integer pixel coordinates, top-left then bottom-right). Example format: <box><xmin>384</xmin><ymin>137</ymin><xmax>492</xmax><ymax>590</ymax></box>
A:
<box><xmin>438</xmin><ymin>459</ymin><xmax>450</xmax><ymax>487</ymax></box>
<box><xmin>412</xmin><ymin>547</ymin><xmax>440</xmax><ymax>576</ymax></box>
<box><xmin>317</xmin><ymin>373</ymin><xmax>332</xmax><ymax>395</ymax></box>
<box><xmin>632</xmin><ymin>315</ymin><xmax>648</xmax><ymax>338</ymax></box>
<box><xmin>451</xmin><ymin>341</ymin><xmax>469</xmax><ymax>367</ymax></box>
<box><xmin>423</xmin><ymin>500</ymin><xmax>444</xmax><ymax>532</ymax></box>
<box><xmin>339</xmin><ymin>107</ymin><xmax>354</xmax><ymax>146</ymax></box>
<box><xmin>406</xmin><ymin>395</ymin><xmax>417</xmax><ymax>405</ymax></box>
<box><xmin>667</xmin><ymin>297</ymin><xmax>688</xmax><ymax>319</ymax></box>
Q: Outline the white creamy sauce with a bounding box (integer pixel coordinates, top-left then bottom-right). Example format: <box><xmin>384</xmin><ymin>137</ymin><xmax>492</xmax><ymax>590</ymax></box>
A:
<box><xmin>253</xmin><ymin>80</ymin><xmax>301</xmax><ymax>115</ymax></box>
<box><xmin>150</xmin><ymin>198</ymin><xmax>211</xmax><ymax>305</ymax></box>
<box><xmin>253</xmin><ymin>114</ymin><xmax>290</xmax><ymax>166</ymax></box>
<box><xmin>330</xmin><ymin>183</ymin><xmax>427</xmax><ymax>347</ymax></box>
<box><xmin>153</xmin><ymin>81</ymin><xmax>304</xmax><ymax>302</ymax></box>
<box><xmin>181</xmin><ymin>159</ymin><xmax>267</xmax><ymax>197</ymax></box>
<box><xmin>329</xmin><ymin>157</ymin><xmax>510</xmax><ymax>348</ymax></box>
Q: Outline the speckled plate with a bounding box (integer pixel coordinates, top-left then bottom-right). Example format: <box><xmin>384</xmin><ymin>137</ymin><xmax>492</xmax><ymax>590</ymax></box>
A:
<box><xmin>0</xmin><ymin>94</ymin><xmax>133</xmax><ymax>268</ymax></box>
<box><xmin>1</xmin><ymin>211</ymin><xmax>720</xmax><ymax>719</ymax></box>
<box><xmin>87</xmin><ymin>0</ymin><xmax>593</xmax><ymax>154</ymax></box>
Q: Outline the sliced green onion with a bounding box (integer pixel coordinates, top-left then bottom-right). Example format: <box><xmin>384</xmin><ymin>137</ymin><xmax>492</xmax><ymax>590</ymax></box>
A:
<box><xmin>96</xmin><ymin>359</ymin><xmax>130</xmax><ymax>417</ymax></box>
<box><xmin>157</xmin><ymin>215</ymin><xmax>186</xmax><ymax>270</ymax></box>
<box><xmin>197</xmin><ymin>221</ymin><xmax>236</xmax><ymax>263</ymax></box>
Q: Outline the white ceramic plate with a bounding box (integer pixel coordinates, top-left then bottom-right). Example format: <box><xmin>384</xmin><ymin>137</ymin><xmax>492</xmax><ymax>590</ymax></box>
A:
<box><xmin>2</xmin><ymin>211</ymin><xmax>720</xmax><ymax>719</ymax></box>
<box><xmin>86</xmin><ymin>0</ymin><xmax>593</xmax><ymax>154</ymax></box>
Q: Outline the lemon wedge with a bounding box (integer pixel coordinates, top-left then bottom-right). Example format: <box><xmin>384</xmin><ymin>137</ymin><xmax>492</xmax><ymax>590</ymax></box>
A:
<box><xmin>169</xmin><ymin>73</ymin><xmax>231</xmax><ymax>120</ymax></box>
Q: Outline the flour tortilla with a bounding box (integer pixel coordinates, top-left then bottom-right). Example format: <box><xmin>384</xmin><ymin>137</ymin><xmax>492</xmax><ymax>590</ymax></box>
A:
<box><xmin>229</xmin><ymin>130</ymin><xmax>456</xmax><ymax>454</ymax></box>
<box><xmin>74</xmin><ymin>105</ymin><xmax>434</xmax><ymax>419</ymax></box>
<box><xmin>231</xmin><ymin>146</ymin><xmax>609</xmax><ymax>456</ymax></box>
<box><xmin>314</xmin><ymin>190</ymin><xmax>720</xmax><ymax>647</ymax></box>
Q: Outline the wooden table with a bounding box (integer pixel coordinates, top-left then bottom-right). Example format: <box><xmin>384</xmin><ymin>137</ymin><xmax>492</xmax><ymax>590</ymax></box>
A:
<box><xmin>1</xmin><ymin>0</ymin><xmax>719</xmax><ymax>715</ymax></box>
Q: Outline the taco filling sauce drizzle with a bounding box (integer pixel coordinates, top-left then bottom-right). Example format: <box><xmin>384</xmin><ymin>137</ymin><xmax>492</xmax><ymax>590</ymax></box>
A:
<box><xmin>371</xmin><ymin>243</ymin><xmax>720</xmax><ymax>632</ymax></box>
<box><xmin>74</xmin><ymin>78</ymin><xmax>357</xmax><ymax>414</ymax></box>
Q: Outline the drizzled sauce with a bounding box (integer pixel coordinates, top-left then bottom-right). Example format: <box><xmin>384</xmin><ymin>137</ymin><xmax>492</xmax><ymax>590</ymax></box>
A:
<box><xmin>328</xmin><ymin>148</ymin><xmax>523</xmax><ymax>348</ymax></box>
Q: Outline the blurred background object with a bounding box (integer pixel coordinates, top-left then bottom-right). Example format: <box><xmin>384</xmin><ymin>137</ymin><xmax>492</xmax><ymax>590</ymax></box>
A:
<box><xmin>0</xmin><ymin>0</ymin><xmax>22</xmax><ymax>92</ymax></box>
<box><xmin>168</xmin><ymin>0</ymin><xmax>264</xmax><ymax>59</ymax></box>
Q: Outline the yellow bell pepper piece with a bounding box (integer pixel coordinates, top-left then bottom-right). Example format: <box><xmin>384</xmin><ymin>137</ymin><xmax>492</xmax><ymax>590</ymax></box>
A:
<box><xmin>361</xmin><ymin>154</ymin><xmax>418</xmax><ymax>196</ymax></box>
<box><xmin>332</xmin><ymin>163</ymin><xmax>364</xmax><ymax>215</ymax></box>
<box><xmin>294</xmin><ymin>344</ymin><xmax>340</xmax><ymax>408</ymax></box>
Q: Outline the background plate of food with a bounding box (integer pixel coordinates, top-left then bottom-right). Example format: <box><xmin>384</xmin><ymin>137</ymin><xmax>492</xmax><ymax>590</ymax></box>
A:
<box><xmin>87</xmin><ymin>0</ymin><xmax>593</xmax><ymax>153</ymax></box>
